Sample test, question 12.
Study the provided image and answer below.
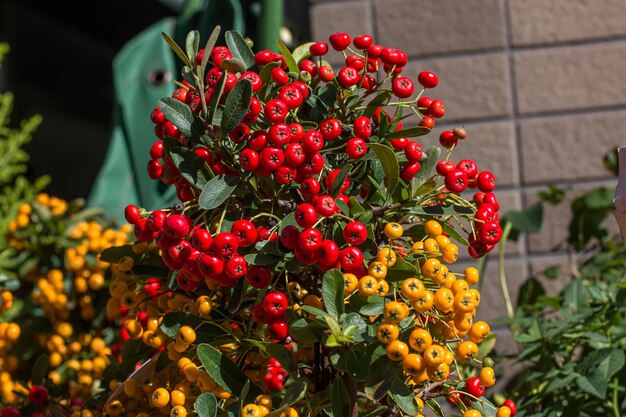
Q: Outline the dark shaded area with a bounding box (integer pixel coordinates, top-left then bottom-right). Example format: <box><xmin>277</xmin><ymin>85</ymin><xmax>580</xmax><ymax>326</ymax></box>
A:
<box><xmin>0</xmin><ymin>0</ymin><xmax>174</xmax><ymax>199</ymax></box>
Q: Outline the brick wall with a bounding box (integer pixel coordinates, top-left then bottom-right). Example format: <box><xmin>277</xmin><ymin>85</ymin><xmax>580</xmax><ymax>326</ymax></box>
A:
<box><xmin>309</xmin><ymin>0</ymin><xmax>624</xmax><ymax>388</ymax></box>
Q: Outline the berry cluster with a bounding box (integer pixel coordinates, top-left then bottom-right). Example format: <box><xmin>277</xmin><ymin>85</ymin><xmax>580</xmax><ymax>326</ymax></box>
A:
<box><xmin>99</xmin><ymin>27</ymin><xmax>514</xmax><ymax>417</ymax></box>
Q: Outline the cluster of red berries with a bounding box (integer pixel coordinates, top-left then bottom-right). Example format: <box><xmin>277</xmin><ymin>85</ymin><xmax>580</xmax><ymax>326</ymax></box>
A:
<box><xmin>263</xmin><ymin>358</ymin><xmax>288</xmax><ymax>392</ymax></box>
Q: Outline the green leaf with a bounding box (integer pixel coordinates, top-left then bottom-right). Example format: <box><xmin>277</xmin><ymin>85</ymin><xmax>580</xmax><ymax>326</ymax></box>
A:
<box><xmin>412</xmin><ymin>146</ymin><xmax>441</xmax><ymax>196</ymax></box>
<box><xmin>158</xmin><ymin>97</ymin><xmax>196</xmax><ymax>138</ymax></box>
<box><xmin>185</xmin><ymin>30</ymin><xmax>200</xmax><ymax>64</ymax></box>
<box><xmin>575</xmin><ymin>348</ymin><xmax>625</xmax><ymax>398</ymax></box>
<box><xmin>292</xmin><ymin>42</ymin><xmax>315</xmax><ymax>64</ymax></box>
<box><xmin>161</xmin><ymin>32</ymin><xmax>193</xmax><ymax>68</ymax></box>
<box><xmin>322</xmin><ymin>269</ymin><xmax>345</xmax><ymax>318</ymax></box>
<box><xmin>426</xmin><ymin>399</ymin><xmax>445</xmax><ymax>417</ymax></box>
<box><xmin>278</xmin><ymin>380</ymin><xmax>308</xmax><ymax>409</ymax></box>
<box><xmin>197</xmin><ymin>344</ymin><xmax>256</xmax><ymax>395</ymax></box>
<box><xmin>345</xmin><ymin>349</ymin><xmax>370</xmax><ymax>381</ymax></box>
<box><xmin>441</xmin><ymin>221</ymin><xmax>469</xmax><ymax>246</ymax></box>
<box><xmin>330</xmin><ymin>164</ymin><xmax>352</xmax><ymax>197</ymax></box>
<box><xmin>505</xmin><ymin>203</ymin><xmax>543</xmax><ymax>233</ymax></box>
<box><xmin>208</xmin><ymin>72</ymin><xmax>227</xmax><ymax>126</ymax></box>
<box><xmin>243</xmin><ymin>253</ymin><xmax>280</xmax><ymax>266</ymax></box>
<box><xmin>31</xmin><ymin>354</ymin><xmax>48</xmax><ymax>385</ymax></box>
<box><xmin>221</xmin><ymin>79</ymin><xmax>252</xmax><ymax>135</ymax></box>
<box><xmin>363</xmin><ymin>91</ymin><xmax>392</xmax><ymax>118</ymax></box>
<box><xmin>400</xmin><ymin>205</ymin><xmax>474</xmax><ymax>217</ymax></box>
<box><xmin>160</xmin><ymin>312</ymin><xmax>229</xmax><ymax>343</ymax></box>
<box><xmin>370</xmin><ymin>143</ymin><xmax>399</xmax><ymax>196</ymax></box>
<box><xmin>386</xmin><ymin>255</ymin><xmax>418</xmax><ymax>282</ymax></box>
<box><xmin>259</xmin><ymin>61</ymin><xmax>281</xmax><ymax>83</ymax></box>
<box><xmin>389</xmin><ymin>378</ymin><xmax>419</xmax><ymax>414</ymax></box>
<box><xmin>199</xmin><ymin>175</ymin><xmax>240</xmax><ymax>210</ymax></box>
<box><xmin>164</xmin><ymin>138</ymin><xmax>213</xmax><ymax>188</ymax></box>
<box><xmin>194</xmin><ymin>393</ymin><xmax>217</xmax><ymax>417</ymax></box>
<box><xmin>330</xmin><ymin>378</ymin><xmax>350</xmax><ymax>417</ymax></box>
<box><xmin>200</xmin><ymin>26</ymin><xmax>221</xmax><ymax>78</ymax></box>
<box><xmin>220</xmin><ymin>57</ymin><xmax>247</xmax><ymax>74</ymax></box>
<box><xmin>387</xmin><ymin>126</ymin><xmax>431</xmax><ymax>139</ymax></box>
<box><xmin>225</xmin><ymin>31</ymin><xmax>255</xmax><ymax>70</ymax></box>
<box><xmin>360</xmin><ymin>406</ymin><xmax>388</xmax><ymax>417</ymax></box>
<box><xmin>267</xmin><ymin>344</ymin><xmax>299</xmax><ymax>378</ymax></box>
<box><xmin>276</xmin><ymin>40</ymin><xmax>298</xmax><ymax>73</ymax></box>
<box><xmin>98</xmin><ymin>244</ymin><xmax>138</xmax><ymax>263</ymax></box>
<box><xmin>227</xmin><ymin>276</ymin><xmax>246</xmax><ymax>314</ymax></box>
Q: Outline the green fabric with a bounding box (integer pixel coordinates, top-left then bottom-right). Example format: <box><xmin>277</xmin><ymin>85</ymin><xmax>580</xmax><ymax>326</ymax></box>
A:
<box><xmin>89</xmin><ymin>2</ymin><xmax>245</xmax><ymax>223</ymax></box>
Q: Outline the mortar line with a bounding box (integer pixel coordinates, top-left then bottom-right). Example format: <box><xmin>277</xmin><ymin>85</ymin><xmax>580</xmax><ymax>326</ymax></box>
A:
<box><xmin>501</xmin><ymin>0</ymin><xmax>531</xmax><ymax>282</ymax></box>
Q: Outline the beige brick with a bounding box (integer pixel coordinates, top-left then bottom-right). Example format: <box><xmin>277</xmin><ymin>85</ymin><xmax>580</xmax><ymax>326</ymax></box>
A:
<box><xmin>514</xmin><ymin>42</ymin><xmax>626</xmax><ymax>114</ymax></box>
<box><xmin>310</xmin><ymin>0</ymin><xmax>372</xmax><ymax>63</ymax></box>
<box><xmin>457</xmin><ymin>258</ymin><xmax>527</xmax><ymax>322</ymax></box>
<box><xmin>524</xmin><ymin>181</ymin><xmax>618</xmax><ymax>253</ymax></box>
<box><xmin>520</xmin><ymin>111</ymin><xmax>625</xmax><ymax>184</ymax></box>
<box><xmin>434</xmin><ymin>122</ymin><xmax>518</xmax><ymax>187</ymax></box>
<box><xmin>509</xmin><ymin>0</ymin><xmax>626</xmax><ymax>46</ymax></box>
<box><xmin>374</xmin><ymin>0</ymin><xmax>506</xmax><ymax>56</ymax></box>
<box><xmin>404</xmin><ymin>53</ymin><xmax>511</xmax><ymax>121</ymax></box>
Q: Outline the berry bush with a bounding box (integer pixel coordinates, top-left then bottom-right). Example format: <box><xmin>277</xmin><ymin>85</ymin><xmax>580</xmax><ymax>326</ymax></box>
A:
<box><xmin>95</xmin><ymin>27</ymin><xmax>517</xmax><ymax>417</ymax></box>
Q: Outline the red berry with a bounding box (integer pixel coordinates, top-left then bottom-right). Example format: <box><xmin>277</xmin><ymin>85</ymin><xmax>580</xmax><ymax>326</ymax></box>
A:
<box><xmin>298</xmin><ymin>228</ymin><xmax>323</xmax><ymax>253</ymax></box>
<box><xmin>254</xmin><ymin>49</ymin><xmax>275</xmax><ymax>66</ymax></box>
<box><xmin>279</xmin><ymin>225</ymin><xmax>300</xmax><ymax>251</ymax></box>
<box><xmin>445</xmin><ymin>169</ymin><xmax>469</xmax><ymax>193</ymax></box>
<box><xmin>338</xmin><ymin>246</ymin><xmax>364</xmax><ymax>271</ymax></box>
<box><xmin>404</xmin><ymin>142</ymin><xmax>423</xmax><ymax>162</ymax></box>
<box><xmin>285</xmin><ymin>143</ymin><xmax>306</xmax><ymax>166</ymax></box>
<box><xmin>320</xmin><ymin>118</ymin><xmax>342</xmax><ymax>141</ymax></box>
<box><xmin>429</xmin><ymin>99</ymin><xmax>446</xmax><ymax>118</ymax></box>
<box><xmin>419</xmin><ymin>116</ymin><xmax>435</xmax><ymax>129</ymax></box>
<box><xmin>259</xmin><ymin>147</ymin><xmax>285</xmax><ymax>172</ymax></box>
<box><xmin>392</xmin><ymin>76</ymin><xmax>414</xmax><ymax>98</ymax></box>
<box><xmin>28</xmin><ymin>385</ymin><xmax>49</xmax><ymax>406</ymax></box>
<box><xmin>318</xmin><ymin>66</ymin><xmax>335</xmax><ymax>82</ymax></box>
<box><xmin>503</xmin><ymin>400</ymin><xmax>517</xmax><ymax>416</ymax></box>
<box><xmin>264</xmin><ymin>99</ymin><xmax>288</xmax><ymax>123</ymax></box>
<box><xmin>240</xmin><ymin>148</ymin><xmax>260</xmax><ymax>171</ymax></box>
<box><xmin>346</xmin><ymin>137</ymin><xmax>367</xmax><ymax>159</ymax></box>
<box><xmin>343</xmin><ymin>222</ymin><xmax>367</xmax><ymax>245</ymax></box>
<box><xmin>326</xmin><ymin>168</ymin><xmax>351</xmax><ymax>193</ymax></box>
<box><xmin>353</xmin><ymin>34</ymin><xmax>373</xmax><ymax>49</ymax></box>
<box><xmin>309</xmin><ymin>42</ymin><xmax>328</xmax><ymax>56</ymax></box>
<box><xmin>247</xmin><ymin>265</ymin><xmax>272</xmax><ymax>289</ymax></box>
<box><xmin>302</xmin><ymin>130</ymin><xmax>325</xmax><ymax>153</ymax></box>
<box><xmin>353</xmin><ymin>116</ymin><xmax>372</xmax><ymax>139</ymax></box>
<box><xmin>315</xmin><ymin>195</ymin><xmax>338</xmax><ymax>217</ymax></box>
<box><xmin>268</xmin><ymin>123</ymin><xmax>292</xmax><ymax>146</ymax></box>
<box><xmin>241</xmin><ymin>71</ymin><xmax>263</xmax><ymax>92</ymax></box>
<box><xmin>163</xmin><ymin>215</ymin><xmax>190</xmax><ymax>240</ymax></box>
<box><xmin>231</xmin><ymin>219</ymin><xmax>258</xmax><ymax>247</ymax></box>
<box><xmin>457</xmin><ymin>159</ymin><xmax>479</xmax><ymax>180</ymax></box>
<box><xmin>124</xmin><ymin>204</ymin><xmax>141</xmax><ymax>224</ymax></box>
<box><xmin>476</xmin><ymin>171</ymin><xmax>496</xmax><ymax>192</ymax></box>
<box><xmin>147</xmin><ymin>159</ymin><xmax>164</xmax><ymax>179</ymax></box>
<box><xmin>295</xmin><ymin>203</ymin><xmax>318</xmax><ymax>228</ymax></box>
<box><xmin>301</xmin><ymin>177</ymin><xmax>321</xmax><ymax>198</ymax></box>
<box><xmin>190</xmin><ymin>226</ymin><xmax>213</xmax><ymax>252</ymax></box>
<box><xmin>197</xmin><ymin>253</ymin><xmax>224</xmax><ymax>279</ymax></box>
<box><xmin>401</xmin><ymin>161</ymin><xmax>421</xmax><ymax>181</ymax></box>
<box><xmin>279</xmin><ymin>85</ymin><xmax>304</xmax><ymax>110</ymax></box>
<box><xmin>436</xmin><ymin>160</ymin><xmax>456</xmax><ymax>176</ymax></box>
<box><xmin>318</xmin><ymin>239</ymin><xmax>340</xmax><ymax>265</ymax></box>
<box><xmin>225</xmin><ymin>255</ymin><xmax>248</xmax><ymax>280</ymax></box>
<box><xmin>478</xmin><ymin>221</ymin><xmax>502</xmax><ymax>245</ymax></box>
<box><xmin>263</xmin><ymin>291</ymin><xmax>288</xmax><ymax>317</ymax></box>
<box><xmin>337</xmin><ymin>66</ymin><xmax>361</xmax><ymax>88</ymax></box>
<box><xmin>328</xmin><ymin>32</ymin><xmax>351</xmax><ymax>51</ymax></box>
<box><xmin>439</xmin><ymin>130</ymin><xmax>458</xmax><ymax>149</ymax></box>
<box><xmin>212</xmin><ymin>232</ymin><xmax>239</xmax><ymax>258</ymax></box>
<box><xmin>267</xmin><ymin>319</ymin><xmax>289</xmax><ymax>341</ymax></box>
<box><xmin>465</xmin><ymin>376</ymin><xmax>486</xmax><ymax>398</ymax></box>
<box><xmin>417</xmin><ymin>71</ymin><xmax>439</xmax><ymax>88</ymax></box>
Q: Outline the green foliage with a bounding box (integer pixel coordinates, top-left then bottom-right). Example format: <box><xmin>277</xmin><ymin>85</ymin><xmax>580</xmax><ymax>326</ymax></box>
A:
<box><xmin>503</xmin><ymin>183</ymin><xmax>626</xmax><ymax>416</ymax></box>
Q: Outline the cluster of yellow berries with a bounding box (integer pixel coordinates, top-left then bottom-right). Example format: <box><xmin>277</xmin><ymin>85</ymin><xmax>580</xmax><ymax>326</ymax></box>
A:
<box><xmin>362</xmin><ymin>220</ymin><xmax>491</xmax><ymax>392</ymax></box>
<box><xmin>47</xmin><ymin>332</ymin><xmax>111</xmax><ymax>398</ymax></box>
<box><xmin>242</xmin><ymin>396</ymin><xmax>298</xmax><ymax>417</ymax></box>
<box><xmin>0</xmin><ymin>197</ymin><xmax>134</xmax><ymax>410</ymax></box>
